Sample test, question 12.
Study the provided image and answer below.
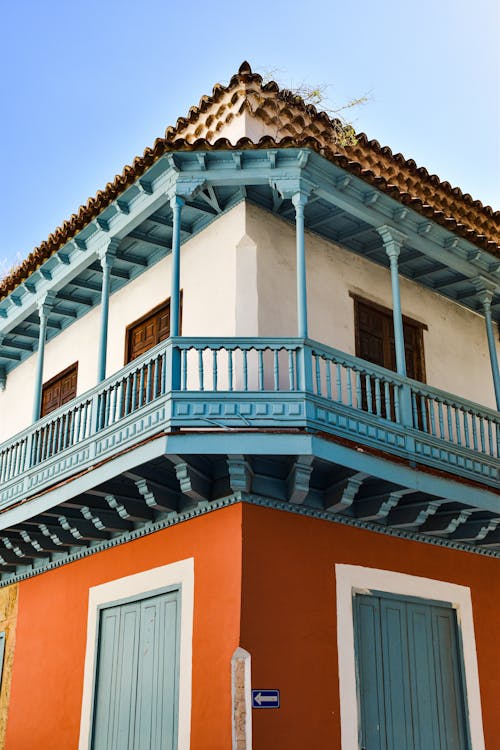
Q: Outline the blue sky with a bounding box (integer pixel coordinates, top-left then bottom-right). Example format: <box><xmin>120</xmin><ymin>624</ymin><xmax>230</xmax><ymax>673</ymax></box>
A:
<box><xmin>0</xmin><ymin>0</ymin><xmax>498</xmax><ymax>272</ymax></box>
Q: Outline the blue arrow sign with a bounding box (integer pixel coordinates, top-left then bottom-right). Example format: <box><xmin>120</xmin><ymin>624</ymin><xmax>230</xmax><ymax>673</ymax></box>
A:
<box><xmin>251</xmin><ymin>689</ymin><xmax>280</xmax><ymax>708</ymax></box>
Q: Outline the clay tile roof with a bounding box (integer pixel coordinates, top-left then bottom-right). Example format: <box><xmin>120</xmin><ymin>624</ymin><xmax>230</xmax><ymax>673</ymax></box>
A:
<box><xmin>1</xmin><ymin>61</ymin><xmax>499</xmax><ymax>301</ymax></box>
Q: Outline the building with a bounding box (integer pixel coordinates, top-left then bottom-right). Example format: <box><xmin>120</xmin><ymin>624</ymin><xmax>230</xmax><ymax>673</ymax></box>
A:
<box><xmin>0</xmin><ymin>61</ymin><xmax>499</xmax><ymax>749</ymax></box>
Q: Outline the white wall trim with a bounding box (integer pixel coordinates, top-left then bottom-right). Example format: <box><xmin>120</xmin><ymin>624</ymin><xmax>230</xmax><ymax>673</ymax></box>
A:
<box><xmin>78</xmin><ymin>557</ymin><xmax>194</xmax><ymax>750</ymax></box>
<box><xmin>335</xmin><ymin>564</ymin><xmax>485</xmax><ymax>750</ymax></box>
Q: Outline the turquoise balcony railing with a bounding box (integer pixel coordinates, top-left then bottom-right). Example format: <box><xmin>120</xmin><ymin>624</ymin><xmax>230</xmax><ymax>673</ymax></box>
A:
<box><xmin>0</xmin><ymin>337</ymin><xmax>498</xmax><ymax>511</ymax></box>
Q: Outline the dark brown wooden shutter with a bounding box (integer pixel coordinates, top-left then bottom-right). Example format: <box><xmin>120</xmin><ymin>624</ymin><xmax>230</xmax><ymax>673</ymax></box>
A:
<box><xmin>354</xmin><ymin>298</ymin><xmax>426</xmax><ymax>382</ymax></box>
<box><xmin>41</xmin><ymin>364</ymin><xmax>78</xmax><ymax>417</ymax></box>
<box><xmin>125</xmin><ymin>300</ymin><xmax>172</xmax><ymax>364</ymax></box>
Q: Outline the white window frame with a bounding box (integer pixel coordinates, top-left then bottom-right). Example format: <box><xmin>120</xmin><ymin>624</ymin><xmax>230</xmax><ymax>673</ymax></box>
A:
<box><xmin>78</xmin><ymin>557</ymin><xmax>194</xmax><ymax>750</ymax></box>
<box><xmin>335</xmin><ymin>563</ymin><xmax>485</xmax><ymax>750</ymax></box>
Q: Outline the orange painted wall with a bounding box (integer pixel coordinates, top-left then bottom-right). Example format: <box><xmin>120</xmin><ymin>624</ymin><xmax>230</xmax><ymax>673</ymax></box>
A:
<box><xmin>5</xmin><ymin>504</ymin><xmax>242</xmax><ymax>750</ymax></box>
<box><xmin>241</xmin><ymin>503</ymin><xmax>500</xmax><ymax>750</ymax></box>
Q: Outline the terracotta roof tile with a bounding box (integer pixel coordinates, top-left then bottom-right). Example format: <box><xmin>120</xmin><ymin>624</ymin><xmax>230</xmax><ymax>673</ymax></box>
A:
<box><xmin>1</xmin><ymin>61</ymin><xmax>499</xmax><ymax>301</ymax></box>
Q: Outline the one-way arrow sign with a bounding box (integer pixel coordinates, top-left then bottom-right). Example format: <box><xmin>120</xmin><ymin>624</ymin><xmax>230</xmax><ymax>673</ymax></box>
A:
<box><xmin>251</xmin><ymin>689</ymin><xmax>280</xmax><ymax>708</ymax></box>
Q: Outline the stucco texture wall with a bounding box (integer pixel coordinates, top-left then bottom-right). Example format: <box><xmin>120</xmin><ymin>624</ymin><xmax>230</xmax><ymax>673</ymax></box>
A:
<box><xmin>240</xmin><ymin>503</ymin><xmax>498</xmax><ymax>750</ymax></box>
<box><xmin>247</xmin><ymin>202</ymin><xmax>500</xmax><ymax>410</ymax></box>
<box><xmin>1</xmin><ymin>199</ymin><xmax>498</xmax><ymax>441</ymax></box>
<box><xmin>5</xmin><ymin>505</ymin><xmax>243</xmax><ymax>750</ymax></box>
<box><xmin>0</xmin><ymin>204</ymin><xmax>245</xmax><ymax>443</ymax></box>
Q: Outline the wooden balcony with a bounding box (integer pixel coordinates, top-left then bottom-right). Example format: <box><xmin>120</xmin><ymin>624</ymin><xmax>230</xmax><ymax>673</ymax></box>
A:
<box><xmin>1</xmin><ymin>336</ymin><xmax>498</xmax><ymax>519</ymax></box>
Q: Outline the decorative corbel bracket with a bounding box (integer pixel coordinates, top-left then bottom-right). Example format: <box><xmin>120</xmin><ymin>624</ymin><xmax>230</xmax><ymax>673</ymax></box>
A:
<box><xmin>168</xmin><ymin>175</ymin><xmax>207</xmax><ymax>203</ymax></box>
<box><xmin>36</xmin><ymin>290</ymin><xmax>56</xmax><ymax>320</ymax></box>
<box><xmin>470</xmin><ymin>276</ymin><xmax>499</xmax><ymax>312</ymax></box>
<box><xmin>324</xmin><ymin>472</ymin><xmax>367</xmax><ymax>513</ymax></box>
<box><xmin>227</xmin><ymin>455</ymin><xmax>253</xmax><ymax>494</ymax></box>
<box><xmin>269</xmin><ymin>175</ymin><xmax>315</xmax><ymax>203</ymax></box>
<box><xmin>376</xmin><ymin>224</ymin><xmax>407</xmax><ymax>259</ymax></box>
<box><xmin>96</xmin><ymin>237</ymin><xmax>120</xmax><ymax>270</ymax></box>
<box><xmin>286</xmin><ymin>455</ymin><xmax>314</xmax><ymax>505</ymax></box>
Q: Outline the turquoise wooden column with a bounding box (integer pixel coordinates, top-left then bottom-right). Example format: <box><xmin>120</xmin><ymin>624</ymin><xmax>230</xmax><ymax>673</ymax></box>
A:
<box><xmin>377</xmin><ymin>226</ymin><xmax>407</xmax><ymax>377</ymax></box>
<box><xmin>96</xmin><ymin>240</ymin><xmax>118</xmax><ymax>383</ymax></box>
<box><xmin>32</xmin><ymin>292</ymin><xmax>54</xmax><ymax>422</ymax></box>
<box><xmin>475</xmin><ymin>284</ymin><xmax>500</xmax><ymax>410</ymax></box>
<box><xmin>292</xmin><ymin>190</ymin><xmax>310</xmax><ymax>339</ymax></box>
<box><xmin>170</xmin><ymin>195</ymin><xmax>185</xmax><ymax>338</ymax></box>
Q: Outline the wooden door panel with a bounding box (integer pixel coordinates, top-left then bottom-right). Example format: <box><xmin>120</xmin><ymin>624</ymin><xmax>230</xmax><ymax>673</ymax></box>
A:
<box><xmin>41</xmin><ymin>364</ymin><xmax>78</xmax><ymax>417</ymax></box>
<box><xmin>355</xmin><ymin>298</ymin><xmax>426</xmax><ymax>382</ymax></box>
<box><xmin>126</xmin><ymin>301</ymin><xmax>172</xmax><ymax>364</ymax></box>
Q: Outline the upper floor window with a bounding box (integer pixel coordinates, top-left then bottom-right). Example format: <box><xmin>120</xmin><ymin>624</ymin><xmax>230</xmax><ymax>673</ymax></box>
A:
<box><xmin>41</xmin><ymin>363</ymin><xmax>78</xmax><ymax>417</ymax></box>
<box><xmin>125</xmin><ymin>298</ymin><xmax>179</xmax><ymax>364</ymax></box>
<box><xmin>352</xmin><ymin>295</ymin><xmax>427</xmax><ymax>382</ymax></box>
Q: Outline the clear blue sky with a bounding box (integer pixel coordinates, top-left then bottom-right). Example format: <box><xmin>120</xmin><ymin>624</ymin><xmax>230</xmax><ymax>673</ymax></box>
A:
<box><xmin>0</xmin><ymin>0</ymin><xmax>498</xmax><ymax>273</ymax></box>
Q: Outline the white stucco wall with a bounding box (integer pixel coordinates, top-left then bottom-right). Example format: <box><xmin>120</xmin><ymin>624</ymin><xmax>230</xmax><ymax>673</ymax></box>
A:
<box><xmin>0</xmin><ymin>200</ymin><xmax>498</xmax><ymax>443</ymax></box>
<box><xmin>0</xmin><ymin>204</ymin><xmax>244</xmax><ymax>442</ymax></box>
<box><xmin>246</xmin><ymin>202</ymin><xmax>500</xmax><ymax>410</ymax></box>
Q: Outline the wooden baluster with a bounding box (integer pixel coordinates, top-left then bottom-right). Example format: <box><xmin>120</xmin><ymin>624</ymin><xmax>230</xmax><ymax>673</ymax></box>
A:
<box><xmin>374</xmin><ymin>377</ymin><xmax>381</xmax><ymax>416</ymax></box>
<box><xmin>131</xmin><ymin>371</ymin><xmax>138</xmax><ymax>412</ymax></box>
<box><xmin>314</xmin><ymin>355</ymin><xmax>321</xmax><ymax>395</ymax></box>
<box><xmin>365</xmin><ymin>375</ymin><xmax>373</xmax><ymax>413</ymax></box>
<box><xmin>213</xmin><ymin>350</ymin><xmax>218</xmax><ymax>391</ymax></box>
<box><xmin>74</xmin><ymin>404</ymin><xmax>81</xmax><ymax>444</ymax></box>
<box><xmin>394</xmin><ymin>386</ymin><xmax>401</xmax><ymax>424</ymax></box>
<box><xmin>471</xmin><ymin>413</ymin><xmax>479</xmax><ymax>451</ymax></box>
<box><xmin>487</xmin><ymin>419</ymin><xmax>493</xmax><ymax>457</ymax></box>
<box><xmin>288</xmin><ymin>350</ymin><xmax>295</xmax><ymax>391</ymax></box>
<box><xmin>273</xmin><ymin>349</ymin><xmax>279</xmax><ymax>392</ymax></box>
<box><xmin>258</xmin><ymin>350</ymin><xmax>264</xmax><ymax>391</ymax></box>
<box><xmin>243</xmin><ymin>349</ymin><xmax>249</xmax><ymax>391</ymax></box>
<box><xmin>420</xmin><ymin>395</ymin><xmax>428</xmax><ymax>433</ymax></box>
<box><xmin>429</xmin><ymin>400</ymin><xmax>437</xmax><ymax>437</ymax></box>
<box><xmin>454</xmin><ymin>407</ymin><xmax>462</xmax><ymax>446</ymax></box>
<box><xmin>347</xmin><ymin>369</ymin><xmax>353</xmax><ymax>407</ymax></box>
<box><xmin>446</xmin><ymin>403</ymin><xmax>453</xmax><ymax>442</ymax></box>
<box><xmin>384</xmin><ymin>382</ymin><xmax>391</xmax><ymax>420</ymax></box>
<box><xmin>138</xmin><ymin>368</ymin><xmax>145</xmax><ymax>409</ymax></box>
<box><xmin>355</xmin><ymin>371</ymin><xmax>362</xmax><ymax>409</ymax></box>
<box><xmin>146</xmin><ymin>361</ymin><xmax>153</xmax><ymax>404</ymax></box>
<box><xmin>463</xmin><ymin>411</ymin><xmax>470</xmax><ymax>449</ymax></box>
<box><xmin>336</xmin><ymin>363</ymin><xmax>342</xmax><ymax>403</ymax></box>
<box><xmin>161</xmin><ymin>351</ymin><xmax>167</xmax><ymax>394</ymax></box>
<box><xmin>181</xmin><ymin>349</ymin><xmax>188</xmax><ymax>391</ymax></box>
<box><xmin>325</xmin><ymin>359</ymin><xmax>332</xmax><ymax>400</ymax></box>
<box><xmin>229</xmin><ymin>349</ymin><xmax>234</xmax><ymax>392</ymax></box>
<box><xmin>124</xmin><ymin>375</ymin><xmax>132</xmax><ymax>416</ymax></box>
<box><xmin>479</xmin><ymin>417</ymin><xmax>486</xmax><ymax>453</ymax></box>
<box><xmin>411</xmin><ymin>392</ymin><xmax>418</xmax><ymax>428</ymax></box>
<box><xmin>198</xmin><ymin>349</ymin><xmax>204</xmax><ymax>391</ymax></box>
<box><xmin>437</xmin><ymin>401</ymin><xmax>445</xmax><ymax>439</ymax></box>
<box><xmin>57</xmin><ymin>416</ymin><xmax>64</xmax><ymax>453</ymax></box>
<box><xmin>152</xmin><ymin>357</ymin><xmax>160</xmax><ymax>399</ymax></box>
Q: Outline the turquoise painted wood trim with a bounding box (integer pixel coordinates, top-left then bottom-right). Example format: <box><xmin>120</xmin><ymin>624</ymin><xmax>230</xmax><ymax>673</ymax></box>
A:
<box><xmin>1</xmin><ymin>147</ymin><xmax>499</xmax><ymax>371</ymax></box>
<box><xmin>0</xmin><ymin>493</ymin><xmax>499</xmax><ymax>590</ymax></box>
<box><xmin>484</xmin><ymin>303</ymin><xmax>500</xmax><ymax>410</ymax></box>
<box><xmin>96</xmin><ymin>242</ymin><xmax>118</xmax><ymax>383</ymax></box>
<box><xmin>292</xmin><ymin>191</ymin><xmax>309</xmax><ymax>339</ymax></box>
<box><xmin>1</xmin><ymin>336</ymin><xmax>499</xmax><ymax>516</ymax></box>
<box><xmin>378</xmin><ymin>227</ymin><xmax>407</xmax><ymax>377</ymax></box>
<box><xmin>31</xmin><ymin>294</ymin><xmax>54</xmax><ymax>422</ymax></box>
<box><xmin>31</xmin><ymin>315</ymin><xmax>47</xmax><ymax>422</ymax></box>
<box><xmin>169</xmin><ymin>196</ymin><xmax>184</xmax><ymax>338</ymax></box>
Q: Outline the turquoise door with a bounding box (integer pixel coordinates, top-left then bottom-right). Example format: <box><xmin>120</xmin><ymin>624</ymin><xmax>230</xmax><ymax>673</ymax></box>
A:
<box><xmin>91</xmin><ymin>588</ymin><xmax>179</xmax><ymax>750</ymax></box>
<box><xmin>353</xmin><ymin>592</ymin><xmax>470</xmax><ymax>750</ymax></box>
